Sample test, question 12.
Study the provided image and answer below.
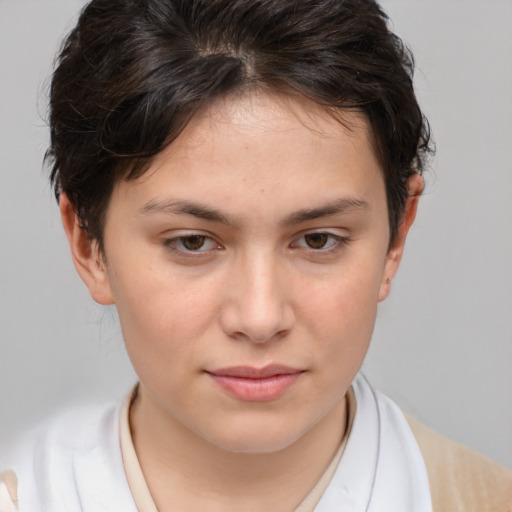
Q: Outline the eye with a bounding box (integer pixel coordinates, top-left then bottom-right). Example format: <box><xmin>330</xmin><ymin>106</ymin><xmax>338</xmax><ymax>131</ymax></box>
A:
<box><xmin>303</xmin><ymin>233</ymin><xmax>332</xmax><ymax>249</ymax></box>
<box><xmin>291</xmin><ymin>232</ymin><xmax>348</xmax><ymax>251</ymax></box>
<box><xmin>163</xmin><ymin>234</ymin><xmax>220</xmax><ymax>253</ymax></box>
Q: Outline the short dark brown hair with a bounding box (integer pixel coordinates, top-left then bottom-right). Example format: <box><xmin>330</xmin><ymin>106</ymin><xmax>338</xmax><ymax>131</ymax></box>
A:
<box><xmin>47</xmin><ymin>0</ymin><xmax>433</xmax><ymax>248</ymax></box>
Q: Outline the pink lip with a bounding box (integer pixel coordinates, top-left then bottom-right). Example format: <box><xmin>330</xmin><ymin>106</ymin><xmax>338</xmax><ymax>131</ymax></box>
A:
<box><xmin>206</xmin><ymin>365</ymin><xmax>303</xmax><ymax>402</ymax></box>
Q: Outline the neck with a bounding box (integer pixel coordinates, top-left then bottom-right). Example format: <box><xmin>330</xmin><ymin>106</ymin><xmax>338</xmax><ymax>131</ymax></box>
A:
<box><xmin>130</xmin><ymin>386</ymin><xmax>347</xmax><ymax>512</ymax></box>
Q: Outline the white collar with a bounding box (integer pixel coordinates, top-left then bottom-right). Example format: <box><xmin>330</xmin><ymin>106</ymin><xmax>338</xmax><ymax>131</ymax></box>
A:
<box><xmin>314</xmin><ymin>374</ymin><xmax>432</xmax><ymax>512</ymax></box>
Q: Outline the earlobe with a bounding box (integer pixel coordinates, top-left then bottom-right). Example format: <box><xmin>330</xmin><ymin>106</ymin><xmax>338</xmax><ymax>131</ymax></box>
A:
<box><xmin>60</xmin><ymin>194</ymin><xmax>114</xmax><ymax>305</ymax></box>
<box><xmin>378</xmin><ymin>173</ymin><xmax>424</xmax><ymax>302</ymax></box>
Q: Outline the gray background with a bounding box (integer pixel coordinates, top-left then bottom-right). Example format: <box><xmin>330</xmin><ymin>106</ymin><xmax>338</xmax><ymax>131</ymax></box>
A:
<box><xmin>0</xmin><ymin>0</ymin><xmax>511</xmax><ymax>467</ymax></box>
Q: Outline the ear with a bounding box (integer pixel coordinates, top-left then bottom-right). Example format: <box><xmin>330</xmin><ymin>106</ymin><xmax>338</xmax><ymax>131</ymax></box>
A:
<box><xmin>378</xmin><ymin>173</ymin><xmax>424</xmax><ymax>302</ymax></box>
<box><xmin>60</xmin><ymin>193</ymin><xmax>114</xmax><ymax>305</ymax></box>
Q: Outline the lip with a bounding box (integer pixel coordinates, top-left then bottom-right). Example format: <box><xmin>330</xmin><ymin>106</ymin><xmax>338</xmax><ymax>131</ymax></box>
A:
<box><xmin>206</xmin><ymin>365</ymin><xmax>304</xmax><ymax>402</ymax></box>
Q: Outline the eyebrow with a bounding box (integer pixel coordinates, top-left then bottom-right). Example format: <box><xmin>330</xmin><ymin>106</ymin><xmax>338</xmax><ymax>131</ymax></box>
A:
<box><xmin>283</xmin><ymin>197</ymin><xmax>369</xmax><ymax>225</ymax></box>
<box><xmin>139</xmin><ymin>199</ymin><xmax>234</xmax><ymax>225</ymax></box>
<box><xmin>139</xmin><ymin>196</ymin><xmax>368</xmax><ymax>226</ymax></box>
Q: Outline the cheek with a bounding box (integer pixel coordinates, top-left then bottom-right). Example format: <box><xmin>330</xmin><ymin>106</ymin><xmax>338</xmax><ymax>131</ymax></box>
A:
<box><xmin>298</xmin><ymin>258</ymin><xmax>384</xmax><ymax>367</ymax></box>
<box><xmin>105</xmin><ymin>256</ymin><xmax>219</xmax><ymax>371</ymax></box>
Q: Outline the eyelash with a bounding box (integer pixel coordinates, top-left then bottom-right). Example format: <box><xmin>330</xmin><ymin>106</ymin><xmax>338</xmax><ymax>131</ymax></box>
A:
<box><xmin>161</xmin><ymin>231</ymin><xmax>349</xmax><ymax>256</ymax></box>
<box><xmin>162</xmin><ymin>234</ymin><xmax>221</xmax><ymax>255</ymax></box>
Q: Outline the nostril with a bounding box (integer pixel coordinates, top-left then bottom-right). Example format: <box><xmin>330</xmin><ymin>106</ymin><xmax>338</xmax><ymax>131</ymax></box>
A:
<box><xmin>229</xmin><ymin>327</ymin><xmax>290</xmax><ymax>344</ymax></box>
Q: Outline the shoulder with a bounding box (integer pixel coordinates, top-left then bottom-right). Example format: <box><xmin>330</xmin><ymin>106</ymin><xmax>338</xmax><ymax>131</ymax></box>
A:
<box><xmin>2</xmin><ymin>401</ymin><xmax>135</xmax><ymax>511</ymax></box>
<box><xmin>406</xmin><ymin>414</ymin><xmax>512</xmax><ymax>512</ymax></box>
<box><xmin>6</xmin><ymin>401</ymin><xmax>121</xmax><ymax>472</ymax></box>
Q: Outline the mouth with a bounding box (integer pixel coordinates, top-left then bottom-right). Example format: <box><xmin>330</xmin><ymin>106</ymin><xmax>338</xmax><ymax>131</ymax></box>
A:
<box><xmin>205</xmin><ymin>365</ymin><xmax>304</xmax><ymax>402</ymax></box>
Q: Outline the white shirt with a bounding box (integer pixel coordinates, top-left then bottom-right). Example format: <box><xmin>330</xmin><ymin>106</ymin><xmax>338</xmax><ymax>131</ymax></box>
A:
<box><xmin>1</xmin><ymin>374</ymin><xmax>432</xmax><ymax>512</ymax></box>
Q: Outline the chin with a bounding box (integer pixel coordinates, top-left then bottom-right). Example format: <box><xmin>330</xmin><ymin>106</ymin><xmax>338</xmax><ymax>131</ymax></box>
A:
<box><xmin>213</xmin><ymin>436</ymin><xmax>298</xmax><ymax>455</ymax></box>
<box><xmin>202</xmin><ymin>421</ymin><xmax>304</xmax><ymax>455</ymax></box>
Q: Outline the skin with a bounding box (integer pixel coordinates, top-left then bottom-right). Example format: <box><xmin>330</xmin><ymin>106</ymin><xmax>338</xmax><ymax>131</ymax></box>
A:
<box><xmin>61</xmin><ymin>92</ymin><xmax>422</xmax><ymax>511</ymax></box>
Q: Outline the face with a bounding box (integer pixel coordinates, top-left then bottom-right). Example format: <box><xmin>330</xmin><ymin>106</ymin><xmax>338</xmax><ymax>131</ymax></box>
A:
<box><xmin>65</xmin><ymin>92</ymin><xmax>417</xmax><ymax>454</ymax></box>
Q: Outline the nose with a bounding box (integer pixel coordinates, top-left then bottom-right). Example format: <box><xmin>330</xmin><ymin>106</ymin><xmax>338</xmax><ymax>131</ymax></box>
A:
<box><xmin>219</xmin><ymin>252</ymin><xmax>295</xmax><ymax>344</ymax></box>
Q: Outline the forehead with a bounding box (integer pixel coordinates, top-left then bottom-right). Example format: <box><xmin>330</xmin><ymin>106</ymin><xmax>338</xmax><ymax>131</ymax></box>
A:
<box><xmin>164</xmin><ymin>92</ymin><xmax>378</xmax><ymax>168</ymax></box>
<box><xmin>109</xmin><ymin>92</ymin><xmax>386</xmax><ymax>224</ymax></box>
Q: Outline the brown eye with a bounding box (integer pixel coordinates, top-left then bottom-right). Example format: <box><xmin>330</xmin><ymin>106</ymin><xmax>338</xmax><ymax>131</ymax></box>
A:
<box><xmin>180</xmin><ymin>235</ymin><xmax>207</xmax><ymax>251</ymax></box>
<box><xmin>303</xmin><ymin>233</ymin><xmax>329</xmax><ymax>249</ymax></box>
<box><xmin>163</xmin><ymin>233</ymin><xmax>221</xmax><ymax>257</ymax></box>
<box><xmin>163</xmin><ymin>232</ymin><xmax>221</xmax><ymax>255</ymax></box>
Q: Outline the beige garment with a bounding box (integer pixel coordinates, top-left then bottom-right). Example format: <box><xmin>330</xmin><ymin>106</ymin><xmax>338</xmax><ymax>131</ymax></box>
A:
<box><xmin>0</xmin><ymin>471</ymin><xmax>18</xmax><ymax>512</ymax></box>
<box><xmin>407</xmin><ymin>415</ymin><xmax>512</xmax><ymax>512</ymax></box>
<box><xmin>119</xmin><ymin>387</ymin><xmax>158</xmax><ymax>512</ymax></box>
<box><xmin>121</xmin><ymin>386</ymin><xmax>356</xmax><ymax>512</ymax></box>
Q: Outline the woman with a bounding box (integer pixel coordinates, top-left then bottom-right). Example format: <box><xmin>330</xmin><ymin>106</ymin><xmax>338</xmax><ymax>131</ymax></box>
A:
<box><xmin>1</xmin><ymin>0</ymin><xmax>511</xmax><ymax>510</ymax></box>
